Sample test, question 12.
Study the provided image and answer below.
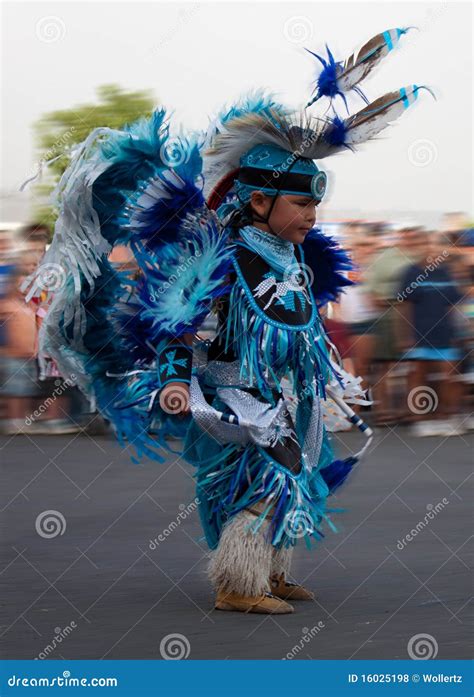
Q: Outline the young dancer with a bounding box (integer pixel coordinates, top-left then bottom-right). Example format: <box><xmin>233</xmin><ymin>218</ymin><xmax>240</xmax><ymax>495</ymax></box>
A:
<box><xmin>23</xmin><ymin>27</ymin><xmax>429</xmax><ymax>613</ymax></box>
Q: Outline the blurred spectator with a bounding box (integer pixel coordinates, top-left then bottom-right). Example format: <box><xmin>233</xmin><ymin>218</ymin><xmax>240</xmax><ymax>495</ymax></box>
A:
<box><xmin>334</xmin><ymin>230</ymin><xmax>379</xmax><ymax>400</ymax></box>
<box><xmin>0</xmin><ymin>251</ymin><xmax>80</xmax><ymax>435</ymax></box>
<box><xmin>0</xmin><ymin>233</ymin><xmax>16</xmax><ymax>348</ymax></box>
<box><xmin>19</xmin><ymin>223</ymin><xmax>49</xmax><ymax>263</ymax></box>
<box><xmin>0</xmin><ymin>266</ymin><xmax>39</xmax><ymax>434</ymax></box>
<box><xmin>397</xmin><ymin>234</ymin><xmax>466</xmax><ymax>436</ymax></box>
<box><xmin>365</xmin><ymin>226</ymin><xmax>426</xmax><ymax>424</ymax></box>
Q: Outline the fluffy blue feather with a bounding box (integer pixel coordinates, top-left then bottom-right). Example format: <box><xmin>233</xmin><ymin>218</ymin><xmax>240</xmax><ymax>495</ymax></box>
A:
<box><xmin>306</xmin><ymin>45</ymin><xmax>345</xmax><ymax>107</ymax></box>
<box><xmin>92</xmin><ymin>109</ymin><xmax>172</xmax><ymax>247</ymax></box>
<box><xmin>119</xmin><ymin>140</ymin><xmax>204</xmax><ymax>250</ymax></box>
<box><xmin>324</xmin><ymin>115</ymin><xmax>350</xmax><ymax>149</ymax></box>
<box><xmin>204</xmin><ymin>89</ymin><xmax>289</xmax><ymax>143</ymax></box>
<box><xmin>117</xmin><ymin>212</ymin><xmax>233</xmax><ymax>361</ymax></box>
<box><xmin>301</xmin><ymin>228</ymin><xmax>354</xmax><ymax>306</ymax></box>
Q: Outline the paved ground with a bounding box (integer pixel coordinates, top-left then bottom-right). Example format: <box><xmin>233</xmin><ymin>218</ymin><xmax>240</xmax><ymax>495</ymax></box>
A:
<box><xmin>0</xmin><ymin>425</ymin><xmax>472</xmax><ymax>660</ymax></box>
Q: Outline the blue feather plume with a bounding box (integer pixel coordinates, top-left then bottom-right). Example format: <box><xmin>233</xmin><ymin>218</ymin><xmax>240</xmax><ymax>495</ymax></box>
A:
<box><xmin>306</xmin><ymin>28</ymin><xmax>412</xmax><ymax>109</ymax></box>
<box><xmin>301</xmin><ymin>228</ymin><xmax>354</xmax><ymax>306</ymax></box>
<box><xmin>120</xmin><ymin>139</ymin><xmax>204</xmax><ymax>250</ymax></box>
<box><xmin>320</xmin><ymin>456</ymin><xmax>358</xmax><ymax>494</ymax></box>
<box><xmin>116</xmin><ymin>212</ymin><xmax>233</xmax><ymax>361</ymax></box>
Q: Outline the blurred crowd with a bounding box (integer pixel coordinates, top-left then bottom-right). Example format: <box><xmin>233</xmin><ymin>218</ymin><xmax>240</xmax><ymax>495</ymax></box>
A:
<box><xmin>0</xmin><ymin>223</ymin><xmax>107</xmax><ymax>436</ymax></box>
<box><xmin>0</xmin><ymin>214</ymin><xmax>473</xmax><ymax>438</ymax></box>
<box><xmin>325</xmin><ymin>214</ymin><xmax>474</xmax><ymax>436</ymax></box>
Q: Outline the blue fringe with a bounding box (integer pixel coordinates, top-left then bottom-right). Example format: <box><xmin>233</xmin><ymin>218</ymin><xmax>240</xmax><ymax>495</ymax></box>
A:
<box><xmin>184</xmin><ymin>421</ymin><xmax>338</xmax><ymax>550</ymax></box>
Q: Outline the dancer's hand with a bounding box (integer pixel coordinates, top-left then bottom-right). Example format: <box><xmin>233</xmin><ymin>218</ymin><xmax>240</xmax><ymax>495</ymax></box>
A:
<box><xmin>159</xmin><ymin>381</ymin><xmax>191</xmax><ymax>416</ymax></box>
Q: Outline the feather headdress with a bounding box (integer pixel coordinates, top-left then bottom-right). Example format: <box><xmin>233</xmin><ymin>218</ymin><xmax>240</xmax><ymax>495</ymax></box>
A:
<box><xmin>203</xmin><ymin>26</ymin><xmax>431</xmax><ymax>206</ymax></box>
<box><xmin>203</xmin><ymin>84</ymin><xmax>431</xmax><ymax>205</ymax></box>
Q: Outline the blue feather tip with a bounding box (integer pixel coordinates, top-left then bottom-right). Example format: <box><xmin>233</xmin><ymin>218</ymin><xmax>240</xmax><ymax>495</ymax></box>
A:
<box><xmin>321</xmin><ymin>456</ymin><xmax>358</xmax><ymax>494</ymax></box>
<box><xmin>305</xmin><ymin>44</ymin><xmax>345</xmax><ymax>109</ymax></box>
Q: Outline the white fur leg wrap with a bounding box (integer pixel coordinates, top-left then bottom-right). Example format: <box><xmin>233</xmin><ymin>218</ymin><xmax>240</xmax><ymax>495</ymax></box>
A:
<box><xmin>207</xmin><ymin>510</ymin><xmax>273</xmax><ymax>596</ymax></box>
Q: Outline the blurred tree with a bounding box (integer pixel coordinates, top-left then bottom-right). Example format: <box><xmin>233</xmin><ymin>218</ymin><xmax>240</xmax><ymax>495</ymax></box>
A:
<box><xmin>32</xmin><ymin>84</ymin><xmax>156</xmax><ymax>232</ymax></box>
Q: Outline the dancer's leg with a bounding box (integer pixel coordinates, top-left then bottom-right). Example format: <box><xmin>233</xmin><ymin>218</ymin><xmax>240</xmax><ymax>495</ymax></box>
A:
<box><xmin>208</xmin><ymin>510</ymin><xmax>272</xmax><ymax>597</ymax></box>
<box><xmin>208</xmin><ymin>508</ymin><xmax>294</xmax><ymax>614</ymax></box>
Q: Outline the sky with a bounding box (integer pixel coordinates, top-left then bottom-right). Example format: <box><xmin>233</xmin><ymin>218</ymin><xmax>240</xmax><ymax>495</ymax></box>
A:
<box><xmin>1</xmin><ymin>0</ymin><xmax>473</xmax><ymax>227</ymax></box>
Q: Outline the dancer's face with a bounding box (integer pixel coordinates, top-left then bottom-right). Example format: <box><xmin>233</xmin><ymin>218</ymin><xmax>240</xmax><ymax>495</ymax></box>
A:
<box><xmin>249</xmin><ymin>191</ymin><xmax>319</xmax><ymax>244</ymax></box>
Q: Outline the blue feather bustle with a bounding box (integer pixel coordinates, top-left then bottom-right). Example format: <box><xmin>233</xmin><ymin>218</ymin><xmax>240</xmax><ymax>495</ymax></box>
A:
<box><xmin>48</xmin><ymin>109</ymin><xmax>233</xmax><ymax>462</ymax></box>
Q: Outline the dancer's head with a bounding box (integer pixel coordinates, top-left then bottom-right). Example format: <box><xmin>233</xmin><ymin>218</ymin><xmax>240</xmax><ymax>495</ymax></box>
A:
<box><xmin>235</xmin><ymin>143</ymin><xmax>327</xmax><ymax>243</ymax></box>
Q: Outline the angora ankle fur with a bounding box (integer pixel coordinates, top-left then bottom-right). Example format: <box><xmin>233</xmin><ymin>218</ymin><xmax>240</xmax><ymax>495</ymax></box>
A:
<box><xmin>207</xmin><ymin>510</ymin><xmax>273</xmax><ymax>597</ymax></box>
